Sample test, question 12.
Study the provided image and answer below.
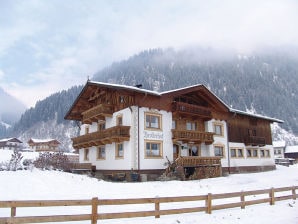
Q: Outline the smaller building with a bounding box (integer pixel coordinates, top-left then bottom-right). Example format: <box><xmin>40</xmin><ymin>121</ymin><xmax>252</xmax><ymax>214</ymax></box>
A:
<box><xmin>273</xmin><ymin>141</ymin><xmax>286</xmax><ymax>158</ymax></box>
<box><xmin>0</xmin><ymin>138</ymin><xmax>23</xmax><ymax>150</ymax></box>
<box><xmin>285</xmin><ymin>145</ymin><xmax>298</xmax><ymax>164</ymax></box>
<box><xmin>27</xmin><ymin>138</ymin><xmax>60</xmax><ymax>152</ymax></box>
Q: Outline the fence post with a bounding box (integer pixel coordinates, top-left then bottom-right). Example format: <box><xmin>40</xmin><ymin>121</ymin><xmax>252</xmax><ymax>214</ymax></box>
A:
<box><xmin>240</xmin><ymin>191</ymin><xmax>245</xmax><ymax>209</ymax></box>
<box><xmin>155</xmin><ymin>197</ymin><xmax>160</xmax><ymax>218</ymax></box>
<box><xmin>292</xmin><ymin>186</ymin><xmax>297</xmax><ymax>200</ymax></box>
<box><xmin>91</xmin><ymin>197</ymin><xmax>98</xmax><ymax>224</ymax></box>
<box><xmin>11</xmin><ymin>207</ymin><xmax>16</xmax><ymax>217</ymax></box>
<box><xmin>206</xmin><ymin>193</ymin><xmax>212</xmax><ymax>214</ymax></box>
<box><xmin>269</xmin><ymin>188</ymin><xmax>275</xmax><ymax>205</ymax></box>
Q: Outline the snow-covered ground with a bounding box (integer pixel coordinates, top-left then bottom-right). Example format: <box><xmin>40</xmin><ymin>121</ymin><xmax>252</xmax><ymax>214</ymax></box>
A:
<box><xmin>0</xmin><ymin>150</ymin><xmax>298</xmax><ymax>224</ymax></box>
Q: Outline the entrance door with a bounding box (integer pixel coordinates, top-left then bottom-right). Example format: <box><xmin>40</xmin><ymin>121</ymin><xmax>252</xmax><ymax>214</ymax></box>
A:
<box><xmin>189</xmin><ymin>145</ymin><xmax>201</xmax><ymax>156</ymax></box>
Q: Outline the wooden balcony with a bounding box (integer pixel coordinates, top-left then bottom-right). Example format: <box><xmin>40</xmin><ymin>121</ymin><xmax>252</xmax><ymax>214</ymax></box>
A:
<box><xmin>82</xmin><ymin>104</ymin><xmax>114</xmax><ymax>124</ymax></box>
<box><xmin>172</xmin><ymin>130</ymin><xmax>214</xmax><ymax>144</ymax></box>
<box><xmin>172</xmin><ymin>102</ymin><xmax>212</xmax><ymax>119</ymax></box>
<box><xmin>72</xmin><ymin>126</ymin><xmax>130</xmax><ymax>149</ymax></box>
<box><xmin>244</xmin><ymin>136</ymin><xmax>266</xmax><ymax>147</ymax></box>
<box><xmin>175</xmin><ymin>156</ymin><xmax>221</xmax><ymax>167</ymax></box>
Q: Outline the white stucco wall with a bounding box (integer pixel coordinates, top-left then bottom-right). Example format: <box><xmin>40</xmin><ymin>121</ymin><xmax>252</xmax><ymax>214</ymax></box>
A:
<box><xmin>78</xmin><ymin>108</ymin><xmax>275</xmax><ymax>171</ymax></box>
<box><xmin>225</xmin><ymin>143</ymin><xmax>275</xmax><ymax>167</ymax></box>
<box><xmin>79</xmin><ymin>107</ymin><xmax>134</xmax><ymax>170</ymax></box>
<box><xmin>138</xmin><ymin>107</ymin><xmax>173</xmax><ymax>170</ymax></box>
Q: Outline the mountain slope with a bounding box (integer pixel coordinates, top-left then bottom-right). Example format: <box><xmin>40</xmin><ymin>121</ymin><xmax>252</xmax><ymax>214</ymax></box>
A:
<box><xmin>10</xmin><ymin>85</ymin><xmax>83</xmax><ymax>151</ymax></box>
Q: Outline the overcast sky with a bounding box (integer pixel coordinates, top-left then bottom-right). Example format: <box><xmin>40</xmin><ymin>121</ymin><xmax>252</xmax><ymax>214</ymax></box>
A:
<box><xmin>0</xmin><ymin>0</ymin><xmax>298</xmax><ymax>107</ymax></box>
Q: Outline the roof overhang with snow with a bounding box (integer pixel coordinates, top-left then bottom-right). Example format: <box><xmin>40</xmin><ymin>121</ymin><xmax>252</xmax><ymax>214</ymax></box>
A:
<box><xmin>65</xmin><ymin>80</ymin><xmax>283</xmax><ymax>124</ymax></box>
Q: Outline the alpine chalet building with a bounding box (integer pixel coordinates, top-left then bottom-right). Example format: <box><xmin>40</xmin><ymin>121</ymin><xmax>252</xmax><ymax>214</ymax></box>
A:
<box><xmin>65</xmin><ymin>81</ymin><xmax>283</xmax><ymax>180</ymax></box>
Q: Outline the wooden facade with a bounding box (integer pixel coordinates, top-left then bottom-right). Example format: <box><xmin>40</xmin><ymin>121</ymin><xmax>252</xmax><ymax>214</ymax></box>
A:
<box><xmin>27</xmin><ymin>138</ymin><xmax>60</xmax><ymax>152</ymax></box>
<box><xmin>65</xmin><ymin>81</ymin><xmax>282</xmax><ymax>180</ymax></box>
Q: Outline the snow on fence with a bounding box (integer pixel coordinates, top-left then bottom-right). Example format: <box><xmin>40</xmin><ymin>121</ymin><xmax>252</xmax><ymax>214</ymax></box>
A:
<box><xmin>0</xmin><ymin>186</ymin><xmax>297</xmax><ymax>224</ymax></box>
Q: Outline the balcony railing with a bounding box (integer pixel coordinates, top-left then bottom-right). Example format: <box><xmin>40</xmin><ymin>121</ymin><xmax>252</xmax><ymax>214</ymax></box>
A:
<box><xmin>172</xmin><ymin>102</ymin><xmax>212</xmax><ymax>119</ymax></box>
<box><xmin>82</xmin><ymin>104</ymin><xmax>114</xmax><ymax>124</ymax></box>
<box><xmin>175</xmin><ymin>156</ymin><xmax>221</xmax><ymax>167</ymax></box>
<box><xmin>172</xmin><ymin>130</ymin><xmax>214</xmax><ymax>145</ymax></box>
<box><xmin>244</xmin><ymin>136</ymin><xmax>266</xmax><ymax>146</ymax></box>
<box><xmin>72</xmin><ymin>126</ymin><xmax>130</xmax><ymax>149</ymax></box>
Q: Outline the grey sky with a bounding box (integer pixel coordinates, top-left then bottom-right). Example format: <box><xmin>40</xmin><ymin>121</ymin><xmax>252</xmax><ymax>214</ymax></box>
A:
<box><xmin>0</xmin><ymin>0</ymin><xmax>297</xmax><ymax>107</ymax></box>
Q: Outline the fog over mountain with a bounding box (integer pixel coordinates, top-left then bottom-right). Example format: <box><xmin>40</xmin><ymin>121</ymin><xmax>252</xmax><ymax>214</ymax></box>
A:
<box><xmin>0</xmin><ymin>87</ymin><xmax>27</xmax><ymax>127</ymax></box>
<box><xmin>2</xmin><ymin>47</ymin><xmax>298</xmax><ymax>150</ymax></box>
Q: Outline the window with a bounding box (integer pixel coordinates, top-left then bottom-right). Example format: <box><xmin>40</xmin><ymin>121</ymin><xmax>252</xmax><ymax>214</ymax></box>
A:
<box><xmin>237</xmin><ymin>149</ymin><xmax>243</xmax><ymax>157</ymax></box>
<box><xmin>213</xmin><ymin>123</ymin><xmax>224</xmax><ymax>136</ymax></box>
<box><xmin>190</xmin><ymin>145</ymin><xmax>200</xmax><ymax>156</ymax></box>
<box><xmin>260</xmin><ymin>149</ymin><xmax>270</xmax><ymax>158</ymax></box>
<box><xmin>172</xmin><ymin>120</ymin><xmax>177</xmax><ymax>129</ymax></box>
<box><xmin>246</xmin><ymin>148</ymin><xmax>258</xmax><ymax>158</ymax></box>
<box><xmin>116</xmin><ymin>115</ymin><xmax>123</xmax><ymax>126</ymax></box>
<box><xmin>145</xmin><ymin>113</ymin><xmax>161</xmax><ymax>129</ymax></box>
<box><xmin>97</xmin><ymin>146</ymin><xmax>105</xmax><ymax>160</ymax></box>
<box><xmin>85</xmin><ymin>125</ymin><xmax>89</xmax><ymax>134</ymax></box>
<box><xmin>214</xmin><ymin>145</ymin><xmax>224</xmax><ymax>157</ymax></box>
<box><xmin>230</xmin><ymin>148</ymin><xmax>244</xmax><ymax>158</ymax></box>
<box><xmin>145</xmin><ymin>141</ymin><xmax>162</xmax><ymax>158</ymax></box>
<box><xmin>186</xmin><ymin>121</ymin><xmax>197</xmax><ymax>131</ymax></box>
<box><xmin>84</xmin><ymin>148</ymin><xmax>89</xmax><ymax>161</ymax></box>
<box><xmin>119</xmin><ymin>95</ymin><xmax>125</xmax><ymax>103</ymax></box>
<box><xmin>116</xmin><ymin>143</ymin><xmax>124</xmax><ymax>158</ymax></box>
<box><xmin>97</xmin><ymin>121</ymin><xmax>105</xmax><ymax>131</ymax></box>
<box><xmin>231</xmin><ymin>148</ymin><xmax>236</xmax><ymax>157</ymax></box>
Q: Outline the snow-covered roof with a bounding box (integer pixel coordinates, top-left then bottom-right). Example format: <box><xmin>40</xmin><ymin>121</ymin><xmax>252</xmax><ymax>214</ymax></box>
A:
<box><xmin>273</xmin><ymin>141</ymin><xmax>286</xmax><ymax>148</ymax></box>
<box><xmin>0</xmin><ymin>138</ymin><xmax>13</xmax><ymax>143</ymax></box>
<box><xmin>285</xmin><ymin>145</ymin><xmax>298</xmax><ymax>153</ymax></box>
<box><xmin>229</xmin><ymin>108</ymin><xmax>283</xmax><ymax>123</ymax></box>
<box><xmin>88</xmin><ymin>81</ymin><xmax>160</xmax><ymax>96</ymax></box>
<box><xmin>29</xmin><ymin>138</ymin><xmax>57</xmax><ymax>143</ymax></box>
<box><xmin>0</xmin><ymin>138</ymin><xmax>22</xmax><ymax>143</ymax></box>
<box><xmin>69</xmin><ymin>81</ymin><xmax>283</xmax><ymax>123</ymax></box>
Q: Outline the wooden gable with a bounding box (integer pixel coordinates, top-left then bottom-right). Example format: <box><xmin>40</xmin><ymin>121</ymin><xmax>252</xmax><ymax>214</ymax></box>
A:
<box><xmin>160</xmin><ymin>85</ymin><xmax>230</xmax><ymax>121</ymax></box>
<box><xmin>65</xmin><ymin>81</ymin><xmax>160</xmax><ymax>121</ymax></box>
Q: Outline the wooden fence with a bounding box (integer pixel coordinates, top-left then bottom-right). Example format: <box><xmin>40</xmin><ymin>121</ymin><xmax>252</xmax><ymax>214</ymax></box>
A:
<box><xmin>0</xmin><ymin>185</ymin><xmax>297</xmax><ymax>224</ymax></box>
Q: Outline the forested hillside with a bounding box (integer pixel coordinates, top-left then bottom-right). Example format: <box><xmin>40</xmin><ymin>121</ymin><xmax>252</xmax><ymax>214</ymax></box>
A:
<box><xmin>10</xmin><ymin>85</ymin><xmax>83</xmax><ymax>150</ymax></box>
<box><xmin>93</xmin><ymin>48</ymin><xmax>298</xmax><ymax>135</ymax></box>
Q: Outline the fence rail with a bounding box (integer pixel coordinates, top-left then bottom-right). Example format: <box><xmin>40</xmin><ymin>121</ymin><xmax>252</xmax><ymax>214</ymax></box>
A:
<box><xmin>0</xmin><ymin>186</ymin><xmax>297</xmax><ymax>224</ymax></box>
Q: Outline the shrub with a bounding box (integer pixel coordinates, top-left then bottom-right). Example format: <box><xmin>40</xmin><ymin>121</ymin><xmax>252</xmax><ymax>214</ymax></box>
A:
<box><xmin>34</xmin><ymin>152</ymin><xmax>70</xmax><ymax>171</ymax></box>
<box><xmin>7</xmin><ymin>149</ymin><xmax>23</xmax><ymax>171</ymax></box>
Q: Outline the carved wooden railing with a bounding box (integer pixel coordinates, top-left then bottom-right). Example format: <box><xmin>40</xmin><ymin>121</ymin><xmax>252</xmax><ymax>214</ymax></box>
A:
<box><xmin>175</xmin><ymin>156</ymin><xmax>221</xmax><ymax>167</ymax></box>
<box><xmin>172</xmin><ymin>102</ymin><xmax>212</xmax><ymax>119</ymax></box>
<box><xmin>175</xmin><ymin>156</ymin><xmax>222</xmax><ymax>179</ymax></box>
<box><xmin>82</xmin><ymin>104</ymin><xmax>114</xmax><ymax>124</ymax></box>
<box><xmin>72</xmin><ymin>126</ymin><xmax>130</xmax><ymax>149</ymax></box>
<box><xmin>244</xmin><ymin>136</ymin><xmax>266</xmax><ymax>146</ymax></box>
<box><xmin>172</xmin><ymin>130</ymin><xmax>214</xmax><ymax>144</ymax></box>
